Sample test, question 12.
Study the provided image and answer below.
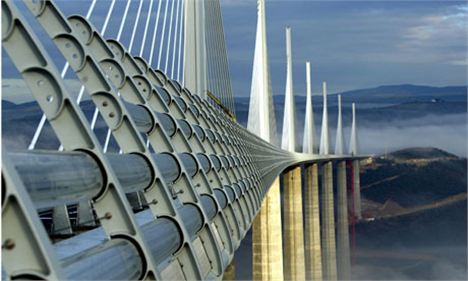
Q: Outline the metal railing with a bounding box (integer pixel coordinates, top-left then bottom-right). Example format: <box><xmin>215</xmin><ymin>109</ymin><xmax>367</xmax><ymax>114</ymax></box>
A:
<box><xmin>1</xmin><ymin>0</ymin><xmax>360</xmax><ymax>280</ymax></box>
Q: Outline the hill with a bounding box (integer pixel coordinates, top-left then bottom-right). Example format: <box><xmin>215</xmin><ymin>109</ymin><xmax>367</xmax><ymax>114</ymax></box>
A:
<box><xmin>354</xmin><ymin>147</ymin><xmax>467</xmax><ymax>280</ymax></box>
<box><xmin>385</xmin><ymin>147</ymin><xmax>458</xmax><ymax>161</ymax></box>
<box><xmin>234</xmin><ymin>84</ymin><xmax>467</xmax><ymax>131</ymax></box>
<box><xmin>339</xmin><ymin>84</ymin><xmax>467</xmax><ymax>103</ymax></box>
<box><xmin>361</xmin><ymin>147</ymin><xmax>466</xmax><ymax>207</ymax></box>
<box><xmin>235</xmin><ymin>84</ymin><xmax>466</xmax><ymax>107</ymax></box>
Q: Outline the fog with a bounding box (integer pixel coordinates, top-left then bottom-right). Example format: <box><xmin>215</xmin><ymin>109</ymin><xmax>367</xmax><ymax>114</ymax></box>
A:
<box><xmin>351</xmin><ymin>247</ymin><xmax>467</xmax><ymax>280</ymax></box>
<box><xmin>352</xmin><ymin>114</ymin><xmax>467</xmax><ymax>157</ymax></box>
<box><xmin>285</xmin><ymin>111</ymin><xmax>467</xmax><ymax>158</ymax></box>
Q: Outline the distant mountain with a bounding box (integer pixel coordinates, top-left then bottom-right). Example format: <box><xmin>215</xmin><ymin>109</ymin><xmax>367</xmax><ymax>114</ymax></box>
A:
<box><xmin>338</xmin><ymin>84</ymin><xmax>467</xmax><ymax>102</ymax></box>
<box><xmin>259</xmin><ymin>84</ymin><xmax>466</xmax><ymax>103</ymax></box>
<box><xmin>236</xmin><ymin>84</ymin><xmax>466</xmax><ymax>102</ymax></box>
<box><xmin>234</xmin><ymin>84</ymin><xmax>467</xmax><ymax>129</ymax></box>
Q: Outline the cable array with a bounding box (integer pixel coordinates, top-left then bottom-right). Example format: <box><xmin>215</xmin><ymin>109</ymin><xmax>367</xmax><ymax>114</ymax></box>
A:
<box><xmin>28</xmin><ymin>0</ymin><xmax>187</xmax><ymax>151</ymax></box>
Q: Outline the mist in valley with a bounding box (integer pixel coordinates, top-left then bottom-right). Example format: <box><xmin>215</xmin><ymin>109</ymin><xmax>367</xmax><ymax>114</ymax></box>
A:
<box><xmin>348</xmin><ymin>113</ymin><xmax>467</xmax><ymax>157</ymax></box>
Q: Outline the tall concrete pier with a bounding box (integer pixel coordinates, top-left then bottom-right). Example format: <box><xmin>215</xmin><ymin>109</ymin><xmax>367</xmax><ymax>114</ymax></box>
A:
<box><xmin>335</xmin><ymin>95</ymin><xmax>351</xmax><ymax>280</ymax></box>
<box><xmin>336</xmin><ymin>161</ymin><xmax>351</xmax><ymax>280</ymax></box>
<box><xmin>252</xmin><ymin>212</ymin><xmax>267</xmax><ymax>280</ymax></box>
<box><xmin>304</xmin><ymin>164</ymin><xmax>323</xmax><ymax>280</ymax></box>
<box><xmin>349</xmin><ymin>103</ymin><xmax>362</xmax><ymax>219</ymax></box>
<box><xmin>352</xmin><ymin>160</ymin><xmax>362</xmax><ymax>219</ymax></box>
<box><xmin>283</xmin><ymin>167</ymin><xmax>306</xmax><ymax>280</ymax></box>
<box><xmin>321</xmin><ymin>162</ymin><xmax>338</xmax><ymax>280</ymax></box>
<box><xmin>252</xmin><ymin>178</ymin><xmax>284</xmax><ymax>281</ymax></box>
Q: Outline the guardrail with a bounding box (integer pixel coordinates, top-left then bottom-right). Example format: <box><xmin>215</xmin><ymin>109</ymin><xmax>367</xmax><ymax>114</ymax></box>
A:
<box><xmin>1</xmin><ymin>0</ymin><xmax>360</xmax><ymax>280</ymax></box>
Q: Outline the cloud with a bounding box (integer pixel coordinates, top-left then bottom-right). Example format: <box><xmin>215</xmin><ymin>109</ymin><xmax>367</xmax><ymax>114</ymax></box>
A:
<box><xmin>353</xmin><ymin>114</ymin><xmax>467</xmax><ymax>157</ymax></box>
<box><xmin>399</xmin><ymin>4</ymin><xmax>468</xmax><ymax>65</ymax></box>
<box><xmin>221</xmin><ymin>0</ymin><xmax>253</xmax><ymax>6</ymax></box>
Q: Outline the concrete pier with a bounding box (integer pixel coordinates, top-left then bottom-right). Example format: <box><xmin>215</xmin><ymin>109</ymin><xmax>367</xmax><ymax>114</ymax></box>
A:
<box><xmin>223</xmin><ymin>260</ymin><xmax>236</xmax><ymax>280</ymax></box>
<box><xmin>336</xmin><ymin>161</ymin><xmax>351</xmax><ymax>280</ymax></box>
<box><xmin>321</xmin><ymin>161</ymin><xmax>337</xmax><ymax>280</ymax></box>
<box><xmin>304</xmin><ymin>163</ymin><xmax>323</xmax><ymax>280</ymax></box>
<box><xmin>352</xmin><ymin>160</ymin><xmax>362</xmax><ymax>219</ymax></box>
<box><xmin>283</xmin><ymin>167</ymin><xmax>306</xmax><ymax>281</ymax></box>
<box><xmin>252</xmin><ymin>177</ymin><xmax>284</xmax><ymax>281</ymax></box>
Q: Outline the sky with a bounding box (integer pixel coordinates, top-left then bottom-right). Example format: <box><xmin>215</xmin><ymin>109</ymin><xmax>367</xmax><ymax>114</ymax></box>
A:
<box><xmin>3</xmin><ymin>0</ymin><xmax>466</xmax><ymax>99</ymax></box>
<box><xmin>220</xmin><ymin>0</ymin><xmax>468</xmax><ymax>97</ymax></box>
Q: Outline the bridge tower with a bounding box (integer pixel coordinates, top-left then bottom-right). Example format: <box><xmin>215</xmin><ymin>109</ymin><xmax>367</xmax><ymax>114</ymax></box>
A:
<box><xmin>184</xmin><ymin>0</ymin><xmax>236</xmax><ymax>118</ymax></box>
<box><xmin>281</xmin><ymin>27</ymin><xmax>307</xmax><ymax>281</ymax></box>
<box><xmin>335</xmin><ymin>95</ymin><xmax>352</xmax><ymax>280</ymax></box>
<box><xmin>320</xmin><ymin>81</ymin><xmax>339</xmax><ymax>280</ymax></box>
<box><xmin>247</xmin><ymin>0</ymin><xmax>284</xmax><ymax>280</ymax></box>
<box><xmin>302</xmin><ymin>62</ymin><xmax>323</xmax><ymax>281</ymax></box>
<box><xmin>184</xmin><ymin>0</ymin><xmax>208</xmax><ymax>99</ymax></box>
<box><xmin>350</xmin><ymin>103</ymin><xmax>362</xmax><ymax>219</ymax></box>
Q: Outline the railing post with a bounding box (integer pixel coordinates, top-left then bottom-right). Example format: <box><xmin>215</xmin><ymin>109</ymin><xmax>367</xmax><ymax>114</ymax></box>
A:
<box><xmin>283</xmin><ymin>166</ymin><xmax>306</xmax><ymax>280</ymax></box>
<box><xmin>337</xmin><ymin>161</ymin><xmax>351</xmax><ymax>280</ymax></box>
<box><xmin>52</xmin><ymin>205</ymin><xmax>72</xmax><ymax>235</ymax></box>
<box><xmin>304</xmin><ymin>163</ymin><xmax>323</xmax><ymax>280</ymax></box>
<box><xmin>321</xmin><ymin>161</ymin><xmax>338</xmax><ymax>280</ymax></box>
<box><xmin>77</xmin><ymin>200</ymin><xmax>96</xmax><ymax>227</ymax></box>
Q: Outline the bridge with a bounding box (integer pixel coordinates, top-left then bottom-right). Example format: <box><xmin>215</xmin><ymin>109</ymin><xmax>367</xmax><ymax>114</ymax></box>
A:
<box><xmin>2</xmin><ymin>0</ymin><xmax>365</xmax><ymax>280</ymax></box>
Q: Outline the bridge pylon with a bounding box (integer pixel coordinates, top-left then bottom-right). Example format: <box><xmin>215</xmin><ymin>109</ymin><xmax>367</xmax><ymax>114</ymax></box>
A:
<box><xmin>247</xmin><ymin>1</ymin><xmax>284</xmax><ymax>280</ymax></box>
<box><xmin>184</xmin><ymin>0</ymin><xmax>208</xmax><ymax>99</ymax></box>
<box><xmin>303</xmin><ymin>62</ymin><xmax>323</xmax><ymax>281</ymax></box>
<box><xmin>350</xmin><ymin>103</ymin><xmax>363</xmax><ymax>220</ymax></box>
<box><xmin>336</xmin><ymin>95</ymin><xmax>352</xmax><ymax>280</ymax></box>
<box><xmin>320</xmin><ymin>82</ymin><xmax>339</xmax><ymax>281</ymax></box>
<box><xmin>281</xmin><ymin>27</ymin><xmax>306</xmax><ymax>281</ymax></box>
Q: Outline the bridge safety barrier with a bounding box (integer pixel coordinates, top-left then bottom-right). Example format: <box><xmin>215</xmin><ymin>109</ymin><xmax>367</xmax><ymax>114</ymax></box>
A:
<box><xmin>1</xmin><ymin>0</ymin><xmax>357</xmax><ymax>280</ymax></box>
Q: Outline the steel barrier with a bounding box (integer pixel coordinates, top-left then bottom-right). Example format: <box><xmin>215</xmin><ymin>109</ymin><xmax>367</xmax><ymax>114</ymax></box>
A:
<box><xmin>1</xmin><ymin>0</ymin><xmax>361</xmax><ymax>280</ymax></box>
